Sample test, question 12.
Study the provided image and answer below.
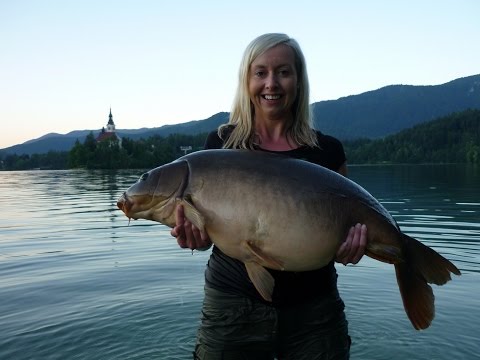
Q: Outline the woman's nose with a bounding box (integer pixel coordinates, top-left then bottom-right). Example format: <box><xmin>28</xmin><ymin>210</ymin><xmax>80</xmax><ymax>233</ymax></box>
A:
<box><xmin>265</xmin><ymin>73</ymin><xmax>279</xmax><ymax>89</ymax></box>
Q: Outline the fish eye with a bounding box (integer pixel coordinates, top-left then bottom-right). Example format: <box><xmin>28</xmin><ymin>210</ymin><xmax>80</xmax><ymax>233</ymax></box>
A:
<box><xmin>140</xmin><ymin>173</ymin><xmax>149</xmax><ymax>181</ymax></box>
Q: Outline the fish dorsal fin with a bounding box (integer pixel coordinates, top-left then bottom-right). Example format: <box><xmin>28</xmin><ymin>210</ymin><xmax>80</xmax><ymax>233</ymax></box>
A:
<box><xmin>246</xmin><ymin>241</ymin><xmax>284</xmax><ymax>271</ymax></box>
<box><xmin>181</xmin><ymin>198</ymin><xmax>206</xmax><ymax>232</ymax></box>
<box><xmin>245</xmin><ymin>262</ymin><xmax>274</xmax><ymax>302</ymax></box>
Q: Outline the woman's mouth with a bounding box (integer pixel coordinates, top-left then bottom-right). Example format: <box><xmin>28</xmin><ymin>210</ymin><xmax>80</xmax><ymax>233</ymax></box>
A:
<box><xmin>262</xmin><ymin>94</ymin><xmax>281</xmax><ymax>100</ymax></box>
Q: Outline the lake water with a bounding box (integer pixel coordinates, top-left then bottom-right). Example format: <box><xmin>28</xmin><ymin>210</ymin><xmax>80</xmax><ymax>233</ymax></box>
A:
<box><xmin>0</xmin><ymin>164</ymin><xmax>479</xmax><ymax>360</ymax></box>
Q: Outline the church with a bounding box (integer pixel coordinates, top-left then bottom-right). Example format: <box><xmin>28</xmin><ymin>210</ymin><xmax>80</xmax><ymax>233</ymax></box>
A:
<box><xmin>96</xmin><ymin>108</ymin><xmax>120</xmax><ymax>143</ymax></box>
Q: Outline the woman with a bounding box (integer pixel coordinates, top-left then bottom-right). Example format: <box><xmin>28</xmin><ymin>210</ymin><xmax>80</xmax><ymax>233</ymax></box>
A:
<box><xmin>171</xmin><ymin>33</ymin><xmax>367</xmax><ymax>360</ymax></box>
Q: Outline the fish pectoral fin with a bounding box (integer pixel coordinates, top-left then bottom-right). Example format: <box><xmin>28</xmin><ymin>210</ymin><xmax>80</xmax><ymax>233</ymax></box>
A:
<box><xmin>181</xmin><ymin>199</ymin><xmax>206</xmax><ymax>232</ymax></box>
<box><xmin>245</xmin><ymin>262</ymin><xmax>274</xmax><ymax>302</ymax></box>
<box><xmin>245</xmin><ymin>241</ymin><xmax>284</xmax><ymax>271</ymax></box>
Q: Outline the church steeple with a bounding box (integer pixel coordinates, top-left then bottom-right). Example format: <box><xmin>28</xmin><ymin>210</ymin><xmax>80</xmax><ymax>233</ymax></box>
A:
<box><xmin>106</xmin><ymin>107</ymin><xmax>115</xmax><ymax>132</ymax></box>
<box><xmin>96</xmin><ymin>107</ymin><xmax>120</xmax><ymax>143</ymax></box>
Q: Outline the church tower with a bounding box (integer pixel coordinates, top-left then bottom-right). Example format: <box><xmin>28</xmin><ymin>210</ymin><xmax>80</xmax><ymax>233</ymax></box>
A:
<box><xmin>96</xmin><ymin>107</ymin><xmax>119</xmax><ymax>142</ymax></box>
<box><xmin>106</xmin><ymin>107</ymin><xmax>116</xmax><ymax>133</ymax></box>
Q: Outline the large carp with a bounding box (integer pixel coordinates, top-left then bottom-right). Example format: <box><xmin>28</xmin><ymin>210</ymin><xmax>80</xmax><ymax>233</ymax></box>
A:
<box><xmin>117</xmin><ymin>149</ymin><xmax>460</xmax><ymax>330</ymax></box>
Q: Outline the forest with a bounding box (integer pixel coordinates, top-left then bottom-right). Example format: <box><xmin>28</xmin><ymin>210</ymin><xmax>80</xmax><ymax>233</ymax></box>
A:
<box><xmin>1</xmin><ymin>109</ymin><xmax>479</xmax><ymax>171</ymax></box>
<box><xmin>343</xmin><ymin>109</ymin><xmax>479</xmax><ymax>164</ymax></box>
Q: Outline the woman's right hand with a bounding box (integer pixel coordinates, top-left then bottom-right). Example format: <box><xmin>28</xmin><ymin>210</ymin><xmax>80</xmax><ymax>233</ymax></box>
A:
<box><xmin>170</xmin><ymin>204</ymin><xmax>212</xmax><ymax>250</ymax></box>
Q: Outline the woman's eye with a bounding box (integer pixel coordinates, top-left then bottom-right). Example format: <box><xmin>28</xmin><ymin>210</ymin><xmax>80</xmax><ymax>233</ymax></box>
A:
<box><xmin>255</xmin><ymin>71</ymin><xmax>265</xmax><ymax>77</ymax></box>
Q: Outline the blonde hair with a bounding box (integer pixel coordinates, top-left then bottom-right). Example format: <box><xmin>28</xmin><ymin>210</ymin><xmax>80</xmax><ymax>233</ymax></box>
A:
<box><xmin>220</xmin><ymin>33</ymin><xmax>318</xmax><ymax>149</ymax></box>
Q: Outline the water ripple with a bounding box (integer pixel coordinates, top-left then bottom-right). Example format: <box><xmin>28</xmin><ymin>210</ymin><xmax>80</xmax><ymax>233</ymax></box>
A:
<box><xmin>0</xmin><ymin>165</ymin><xmax>479</xmax><ymax>359</ymax></box>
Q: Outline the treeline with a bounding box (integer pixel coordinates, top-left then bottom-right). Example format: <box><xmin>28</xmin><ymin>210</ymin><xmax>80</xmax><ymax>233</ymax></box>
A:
<box><xmin>1</xmin><ymin>151</ymin><xmax>69</xmax><ymax>171</ymax></box>
<box><xmin>68</xmin><ymin>132</ymin><xmax>208</xmax><ymax>169</ymax></box>
<box><xmin>1</xmin><ymin>109</ymin><xmax>479</xmax><ymax>170</ymax></box>
<box><xmin>1</xmin><ymin>132</ymin><xmax>209</xmax><ymax>170</ymax></box>
<box><xmin>344</xmin><ymin>109</ymin><xmax>480</xmax><ymax>164</ymax></box>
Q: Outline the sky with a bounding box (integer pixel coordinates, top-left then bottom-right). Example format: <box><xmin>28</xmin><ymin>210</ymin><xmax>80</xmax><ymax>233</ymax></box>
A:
<box><xmin>1</xmin><ymin>0</ymin><xmax>479</xmax><ymax>149</ymax></box>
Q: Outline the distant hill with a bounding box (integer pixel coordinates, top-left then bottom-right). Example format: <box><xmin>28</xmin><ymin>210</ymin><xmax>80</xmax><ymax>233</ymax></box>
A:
<box><xmin>313</xmin><ymin>74</ymin><xmax>480</xmax><ymax>139</ymax></box>
<box><xmin>1</xmin><ymin>74</ymin><xmax>479</xmax><ymax>156</ymax></box>
<box><xmin>344</xmin><ymin>108</ymin><xmax>480</xmax><ymax>164</ymax></box>
<box><xmin>120</xmin><ymin>111</ymin><xmax>230</xmax><ymax>140</ymax></box>
<box><xmin>0</xmin><ymin>112</ymin><xmax>229</xmax><ymax>156</ymax></box>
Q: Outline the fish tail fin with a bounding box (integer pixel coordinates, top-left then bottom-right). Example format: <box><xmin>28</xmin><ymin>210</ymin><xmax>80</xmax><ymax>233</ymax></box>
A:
<box><xmin>395</xmin><ymin>233</ymin><xmax>461</xmax><ymax>330</ymax></box>
<box><xmin>395</xmin><ymin>262</ymin><xmax>434</xmax><ymax>330</ymax></box>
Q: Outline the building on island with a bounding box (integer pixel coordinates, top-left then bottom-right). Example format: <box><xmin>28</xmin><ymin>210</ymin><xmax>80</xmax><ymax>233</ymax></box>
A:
<box><xmin>96</xmin><ymin>108</ymin><xmax>120</xmax><ymax>143</ymax></box>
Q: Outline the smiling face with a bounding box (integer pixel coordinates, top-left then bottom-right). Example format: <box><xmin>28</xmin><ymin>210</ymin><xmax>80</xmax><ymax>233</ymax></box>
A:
<box><xmin>248</xmin><ymin>44</ymin><xmax>298</xmax><ymax>123</ymax></box>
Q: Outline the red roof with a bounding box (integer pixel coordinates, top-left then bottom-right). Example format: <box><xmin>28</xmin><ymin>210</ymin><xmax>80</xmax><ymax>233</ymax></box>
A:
<box><xmin>96</xmin><ymin>132</ymin><xmax>118</xmax><ymax>142</ymax></box>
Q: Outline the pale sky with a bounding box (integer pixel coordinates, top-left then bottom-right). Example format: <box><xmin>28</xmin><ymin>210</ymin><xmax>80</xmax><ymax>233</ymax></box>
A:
<box><xmin>1</xmin><ymin>0</ymin><xmax>479</xmax><ymax>149</ymax></box>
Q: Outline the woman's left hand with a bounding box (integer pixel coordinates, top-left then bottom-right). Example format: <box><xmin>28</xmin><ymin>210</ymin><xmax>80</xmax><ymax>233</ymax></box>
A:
<box><xmin>336</xmin><ymin>223</ymin><xmax>367</xmax><ymax>265</ymax></box>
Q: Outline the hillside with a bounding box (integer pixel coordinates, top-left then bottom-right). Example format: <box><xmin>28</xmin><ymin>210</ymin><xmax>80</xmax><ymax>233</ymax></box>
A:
<box><xmin>344</xmin><ymin>109</ymin><xmax>480</xmax><ymax>164</ymax></box>
<box><xmin>313</xmin><ymin>74</ymin><xmax>480</xmax><ymax>139</ymax></box>
<box><xmin>1</xmin><ymin>74</ymin><xmax>479</xmax><ymax>156</ymax></box>
<box><xmin>0</xmin><ymin>112</ymin><xmax>229</xmax><ymax>156</ymax></box>
<box><xmin>2</xmin><ymin>109</ymin><xmax>478</xmax><ymax>170</ymax></box>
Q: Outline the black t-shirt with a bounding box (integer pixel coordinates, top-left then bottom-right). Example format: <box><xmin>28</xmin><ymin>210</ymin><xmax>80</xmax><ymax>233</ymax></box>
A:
<box><xmin>203</xmin><ymin>127</ymin><xmax>347</xmax><ymax>306</ymax></box>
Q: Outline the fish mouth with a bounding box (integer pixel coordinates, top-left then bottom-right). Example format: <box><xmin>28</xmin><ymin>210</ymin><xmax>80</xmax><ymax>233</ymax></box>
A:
<box><xmin>117</xmin><ymin>192</ymin><xmax>132</xmax><ymax>217</ymax></box>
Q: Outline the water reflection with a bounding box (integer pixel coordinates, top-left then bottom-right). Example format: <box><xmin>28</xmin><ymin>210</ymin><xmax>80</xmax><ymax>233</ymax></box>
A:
<box><xmin>0</xmin><ymin>164</ymin><xmax>478</xmax><ymax>360</ymax></box>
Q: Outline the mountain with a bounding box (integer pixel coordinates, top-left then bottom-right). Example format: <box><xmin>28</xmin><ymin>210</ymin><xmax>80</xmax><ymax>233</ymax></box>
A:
<box><xmin>1</xmin><ymin>112</ymin><xmax>229</xmax><ymax>156</ymax></box>
<box><xmin>1</xmin><ymin>75</ymin><xmax>479</xmax><ymax>156</ymax></box>
<box><xmin>118</xmin><ymin>111</ymin><xmax>230</xmax><ymax>140</ymax></box>
<box><xmin>344</xmin><ymin>108</ymin><xmax>480</xmax><ymax>164</ymax></box>
<box><xmin>313</xmin><ymin>74</ymin><xmax>480</xmax><ymax>139</ymax></box>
